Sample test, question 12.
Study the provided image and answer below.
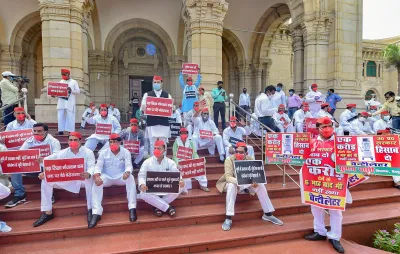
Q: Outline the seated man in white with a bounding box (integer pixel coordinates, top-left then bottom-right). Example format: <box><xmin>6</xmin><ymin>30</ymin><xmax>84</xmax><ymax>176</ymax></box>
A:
<box><xmin>33</xmin><ymin>132</ymin><xmax>96</xmax><ymax>227</ymax></box>
<box><xmin>373</xmin><ymin>110</ymin><xmax>390</xmax><ymax>134</ymax></box>
<box><xmin>183</xmin><ymin>101</ymin><xmax>200</xmax><ymax>139</ymax></box>
<box><xmin>192</xmin><ymin>107</ymin><xmax>225</xmax><ymax>163</ymax></box>
<box><xmin>170</xmin><ymin>105</ymin><xmax>182</xmax><ymax>124</ymax></box>
<box><xmin>293</xmin><ymin>102</ymin><xmax>313</xmax><ymax>133</ymax></box>
<box><xmin>81</xmin><ymin>102</ymin><xmax>99</xmax><ymax>129</ymax></box>
<box><xmin>108</xmin><ymin>103</ymin><xmax>121</xmax><ymax>122</ymax></box>
<box><xmin>89</xmin><ymin>133</ymin><xmax>137</xmax><ymax>228</ymax></box>
<box><xmin>272</xmin><ymin>104</ymin><xmax>292</xmax><ymax>133</ymax></box>
<box><xmin>84</xmin><ymin>103</ymin><xmax>121</xmax><ymax>151</ymax></box>
<box><xmin>223</xmin><ymin>115</ymin><xmax>254</xmax><ymax>159</ymax></box>
<box><xmin>139</xmin><ymin>140</ymin><xmax>185</xmax><ymax>217</ymax></box>
<box><xmin>216</xmin><ymin>142</ymin><xmax>283</xmax><ymax>231</ymax></box>
<box><xmin>5</xmin><ymin>106</ymin><xmax>37</xmax><ymax>132</ymax></box>
<box><xmin>349</xmin><ymin>112</ymin><xmax>374</xmax><ymax>135</ymax></box>
<box><xmin>172</xmin><ymin>127</ymin><xmax>209</xmax><ymax>192</ymax></box>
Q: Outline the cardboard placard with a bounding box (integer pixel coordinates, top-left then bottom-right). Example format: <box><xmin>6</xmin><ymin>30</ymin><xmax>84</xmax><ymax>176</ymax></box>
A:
<box><xmin>199</xmin><ymin>99</ymin><xmax>207</xmax><ymax>109</ymax></box>
<box><xmin>33</xmin><ymin>144</ymin><xmax>51</xmax><ymax>158</ymax></box>
<box><xmin>303</xmin><ymin>118</ymin><xmax>319</xmax><ymax>138</ymax></box>
<box><xmin>124</xmin><ymin>140</ymin><xmax>140</xmax><ymax>154</ymax></box>
<box><xmin>95</xmin><ymin>123</ymin><xmax>112</xmax><ymax>135</ymax></box>
<box><xmin>145</xmin><ymin>171</ymin><xmax>180</xmax><ymax>194</ymax></box>
<box><xmin>47</xmin><ymin>82</ymin><xmax>68</xmax><ymax>97</ymax></box>
<box><xmin>0</xmin><ymin>149</ymin><xmax>41</xmax><ymax>174</ymax></box>
<box><xmin>170</xmin><ymin>123</ymin><xmax>181</xmax><ymax>138</ymax></box>
<box><xmin>0</xmin><ymin>129</ymin><xmax>33</xmax><ymax>149</ymax></box>
<box><xmin>145</xmin><ymin>97</ymin><xmax>174</xmax><ymax>117</ymax></box>
<box><xmin>199</xmin><ymin>130</ymin><xmax>213</xmax><ymax>139</ymax></box>
<box><xmin>182</xmin><ymin>63</ymin><xmax>199</xmax><ymax>75</ymax></box>
<box><xmin>234</xmin><ymin>160</ymin><xmax>266</xmax><ymax>186</ymax></box>
<box><xmin>228</xmin><ymin>137</ymin><xmax>243</xmax><ymax>147</ymax></box>
<box><xmin>178</xmin><ymin>158</ymin><xmax>206</xmax><ymax>179</ymax></box>
<box><xmin>176</xmin><ymin>146</ymin><xmax>193</xmax><ymax>160</ymax></box>
<box><xmin>348</xmin><ymin>174</ymin><xmax>369</xmax><ymax>188</ymax></box>
<box><xmin>43</xmin><ymin>158</ymin><xmax>85</xmax><ymax>183</ymax></box>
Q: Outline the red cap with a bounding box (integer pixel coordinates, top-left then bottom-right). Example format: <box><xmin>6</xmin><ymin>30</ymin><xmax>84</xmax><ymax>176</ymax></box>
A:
<box><xmin>100</xmin><ymin>103</ymin><xmax>108</xmax><ymax>108</ymax></box>
<box><xmin>311</xmin><ymin>83</ymin><xmax>318</xmax><ymax>88</ymax></box>
<box><xmin>381</xmin><ymin>110</ymin><xmax>389</xmax><ymax>115</ymax></box>
<box><xmin>14</xmin><ymin>107</ymin><xmax>25</xmax><ymax>112</ymax></box>
<box><xmin>377</xmin><ymin>129</ymin><xmax>391</xmax><ymax>134</ymax></box>
<box><xmin>61</xmin><ymin>69</ymin><xmax>70</xmax><ymax>74</ymax></box>
<box><xmin>153</xmin><ymin>76</ymin><xmax>163</xmax><ymax>81</ymax></box>
<box><xmin>230</xmin><ymin>116</ymin><xmax>237</xmax><ymax>121</ymax></box>
<box><xmin>316</xmin><ymin>117</ymin><xmax>332</xmax><ymax>125</ymax></box>
<box><xmin>187</xmin><ymin>77</ymin><xmax>193</xmax><ymax>81</ymax></box>
<box><xmin>69</xmin><ymin>132</ymin><xmax>82</xmax><ymax>139</ymax></box>
<box><xmin>370</xmin><ymin>105</ymin><xmax>377</xmax><ymax>110</ymax></box>
<box><xmin>347</xmin><ymin>104</ymin><xmax>356</xmax><ymax>108</ymax></box>
<box><xmin>179</xmin><ymin>104</ymin><xmax>182</xmax><ymax>107</ymax></box>
<box><xmin>194</xmin><ymin>101</ymin><xmax>200</xmax><ymax>106</ymax></box>
<box><xmin>154</xmin><ymin>139</ymin><xmax>165</xmax><ymax>147</ymax></box>
<box><xmin>202</xmin><ymin>108</ymin><xmax>209</xmax><ymax>113</ymax></box>
<box><xmin>360</xmin><ymin>112</ymin><xmax>369</xmax><ymax>117</ymax></box>
<box><xmin>109</xmin><ymin>133</ymin><xmax>120</xmax><ymax>140</ymax></box>
<box><xmin>278</xmin><ymin>104</ymin><xmax>285</xmax><ymax>108</ymax></box>
<box><xmin>321</xmin><ymin>103</ymin><xmax>329</xmax><ymax>108</ymax></box>
<box><xmin>180</xmin><ymin>127</ymin><xmax>188</xmax><ymax>132</ymax></box>
<box><xmin>235</xmin><ymin>142</ymin><xmax>247</xmax><ymax>148</ymax></box>
<box><xmin>110</xmin><ymin>103</ymin><xmax>115</xmax><ymax>107</ymax></box>
<box><xmin>130</xmin><ymin>118</ymin><xmax>138</xmax><ymax>123</ymax></box>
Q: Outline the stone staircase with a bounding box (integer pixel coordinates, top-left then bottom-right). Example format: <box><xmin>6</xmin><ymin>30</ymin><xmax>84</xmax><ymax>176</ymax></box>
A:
<box><xmin>0</xmin><ymin>124</ymin><xmax>399</xmax><ymax>253</ymax></box>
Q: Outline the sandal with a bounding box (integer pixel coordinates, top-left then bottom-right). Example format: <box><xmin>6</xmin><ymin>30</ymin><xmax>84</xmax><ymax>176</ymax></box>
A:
<box><xmin>167</xmin><ymin>206</ymin><xmax>176</xmax><ymax>218</ymax></box>
<box><xmin>153</xmin><ymin>207</ymin><xmax>163</xmax><ymax>217</ymax></box>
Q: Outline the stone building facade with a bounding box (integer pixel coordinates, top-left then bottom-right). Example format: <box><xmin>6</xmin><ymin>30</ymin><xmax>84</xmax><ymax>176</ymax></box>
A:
<box><xmin>0</xmin><ymin>0</ymin><xmax>396</xmax><ymax>122</ymax></box>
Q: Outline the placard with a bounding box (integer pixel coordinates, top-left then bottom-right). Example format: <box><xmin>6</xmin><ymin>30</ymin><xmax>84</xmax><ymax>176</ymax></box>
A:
<box><xmin>182</xmin><ymin>63</ymin><xmax>199</xmax><ymax>75</ymax></box>
<box><xmin>43</xmin><ymin>158</ymin><xmax>84</xmax><ymax>183</ymax></box>
<box><xmin>265</xmin><ymin>133</ymin><xmax>311</xmax><ymax>166</ymax></box>
<box><xmin>335</xmin><ymin>135</ymin><xmax>400</xmax><ymax>176</ymax></box>
<box><xmin>234</xmin><ymin>160</ymin><xmax>266</xmax><ymax>186</ymax></box>
<box><xmin>124</xmin><ymin>140</ymin><xmax>140</xmax><ymax>154</ymax></box>
<box><xmin>0</xmin><ymin>150</ymin><xmax>41</xmax><ymax>174</ymax></box>
<box><xmin>228</xmin><ymin>137</ymin><xmax>244</xmax><ymax>147</ymax></box>
<box><xmin>95</xmin><ymin>123</ymin><xmax>112</xmax><ymax>135</ymax></box>
<box><xmin>303</xmin><ymin>118</ymin><xmax>319</xmax><ymax>138</ymax></box>
<box><xmin>199</xmin><ymin>130</ymin><xmax>213</xmax><ymax>139</ymax></box>
<box><xmin>145</xmin><ymin>171</ymin><xmax>180</xmax><ymax>194</ymax></box>
<box><xmin>33</xmin><ymin>144</ymin><xmax>51</xmax><ymax>158</ymax></box>
<box><xmin>145</xmin><ymin>97</ymin><xmax>173</xmax><ymax>117</ymax></box>
<box><xmin>199</xmin><ymin>99</ymin><xmax>207</xmax><ymax>109</ymax></box>
<box><xmin>47</xmin><ymin>82</ymin><xmax>68</xmax><ymax>97</ymax></box>
<box><xmin>176</xmin><ymin>146</ymin><xmax>193</xmax><ymax>160</ymax></box>
<box><xmin>348</xmin><ymin>174</ymin><xmax>369</xmax><ymax>188</ymax></box>
<box><xmin>178</xmin><ymin>158</ymin><xmax>206</xmax><ymax>179</ymax></box>
<box><xmin>170</xmin><ymin>123</ymin><xmax>181</xmax><ymax>138</ymax></box>
<box><xmin>0</xmin><ymin>129</ymin><xmax>33</xmax><ymax>149</ymax></box>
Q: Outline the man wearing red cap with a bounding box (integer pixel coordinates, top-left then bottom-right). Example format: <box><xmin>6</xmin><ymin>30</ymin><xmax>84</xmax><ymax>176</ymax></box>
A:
<box><xmin>316</xmin><ymin>103</ymin><xmax>343</xmax><ymax>135</ymax></box>
<box><xmin>304</xmin><ymin>84</ymin><xmax>324</xmax><ymax>117</ymax></box>
<box><xmin>292</xmin><ymin>102</ymin><xmax>313</xmax><ymax>132</ymax></box>
<box><xmin>118</xmin><ymin>118</ymin><xmax>146</xmax><ymax>168</ymax></box>
<box><xmin>56</xmin><ymin>68</ymin><xmax>80</xmax><ymax>135</ymax></box>
<box><xmin>89</xmin><ymin>133</ymin><xmax>137</xmax><ymax>228</ymax></box>
<box><xmin>373</xmin><ymin>110</ymin><xmax>391</xmax><ymax>134</ymax></box>
<box><xmin>303</xmin><ymin>117</ymin><xmax>350</xmax><ymax>253</ymax></box>
<box><xmin>272</xmin><ymin>104</ymin><xmax>292</xmax><ymax>133</ymax></box>
<box><xmin>179</xmin><ymin>67</ymin><xmax>201</xmax><ymax>117</ymax></box>
<box><xmin>192</xmin><ymin>107</ymin><xmax>225</xmax><ymax>163</ymax></box>
<box><xmin>108</xmin><ymin>103</ymin><xmax>121</xmax><ymax>122</ymax></box>
<box><xmin>217</xmin><ymin>142</ymin><xmax>283</xmax><ymax>231</ymax></box>
<box><xmin>139</xmin><ymin>139</ymin><xmax>185</xmax><ymax>217</ymax></box>
<box><xmin>84</xmin><ymin>103</ymin><xmax>121</xmax><ymax>151</ymax></box>
<box><xmin>349</xmin><ymin>112</ymin><xmax>374</xmax><ymax>135</ymax></box>
<box><xmin>33</xmin><ymin>132</ymin><xmax>96</xmax><ymax>227</ymax></box>
<box><xmin>339</xmin><ymin>104</ymin><xmax>358</xmax><ymax>135</ymax></box>
<box><xmin>183</xmin><ymin>101</ymin><xmax>200</xmax><ymax>139</ymax></box>
<box><xmin>198</xmin><ymin>86</ymin><xmax>213</xmax><ymax>117</ymax></box>
<box><xmin>140</xmin><ymin>75</ymin><xmax>172</xmax><ymax>156</ymax></box>
<box><xmin>5</xmin><ymin>107</ymin><xmax>36</xmax><ymax>134</ymax></box>
<box><xmin>81</xmin><ymin>102</ymin><xmax>99</xmax><ymax>129</ymax></box>
<box><xmin>223</xmin><ymin>116</ymin><xmax>254</xmax><ymax>158</ymax></box>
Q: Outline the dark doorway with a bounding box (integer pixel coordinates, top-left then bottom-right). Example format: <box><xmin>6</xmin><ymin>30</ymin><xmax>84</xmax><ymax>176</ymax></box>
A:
<box><xmin>129</xmin><ymin>76</ymin><xmax>153</xmax><ymax>99</ymax></box>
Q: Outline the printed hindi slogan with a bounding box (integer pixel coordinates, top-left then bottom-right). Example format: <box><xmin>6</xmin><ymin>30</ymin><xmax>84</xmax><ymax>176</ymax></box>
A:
<box><xmin>123</xmin><ymin>140</ymin><xmax>140</xmax><ymax>154</ymax></box>
<box><xmin>95</xmin><ymin>123</ymin><xmax>112</xmax><ymax>135</ymax></box>
<box><xmin>170</xmin><ymin>123</ymin><xmax>181</xmax><ymax>138</ymax></box>
<box><xmin>335</xmin><ymin>135</ymin><xmax>400</xmax><ymax>176</ymax></box>
<box><xmin>47</xmin><ymin>82</ymin><xmax>68</xmax><ymax>97</ymax></box>
<box><xmin>303</xmin><ymin>118</ymin><xmax>319</xmax><ymax>138</ymax></box>
<box><xmin>182</xmin><ymin>63</ymin><xmax>199</xmax><ymax>75</ymax></box>
<box><xmin>44</xmin><ymin>158</ymin><xmax>85</xmax><ymax>183</ymax></box>
<box><xmin>0</xmin><ymin>150</ymin><xmax>41</xmax><ymax>174</ymax></box>
<box><xmin>0</xmin><ymin>129</ymin><xmax>33</xmax><ymax>149</ymax></box>
<box><xmin>265</xmin><ymin>132</ymin><xmax>311</xmax><ymax>166</ymax></box>
<box><xmin>33</xmin><ymin>144</ymin><xmax>51</xmax><ymax>158</ymax></box>
<box><xmin>234</xmin><ymin>160</ymin><xmax>266</xmax><ymax>186</ymax></box>
<box><xmin>176</xmin><ymin>146</ymin><xmax>193</xmax><ymax>160</ymax></box>
<box><xmin>145</xmin><ymin>171</ymin><xmax>180</xmax><ymax>194</ymax></box>
<box><xmin>145</xmin><ymin>97</ymin><xmax>174</xmax><ymax>117</ymax></box>
<box><xmin>199</xmin><ymin>130</ymin><xmax>213</xmax><ymax>139</ymax></box>
<box><xmin>178</xmin><ymin>158</ymin><xmax>206</xmax><ymax>179</ymax></box>
<box><xmin>228</xmin><ymin>137</ymin><xmax>243</xmax><ymax>147</ymax></box>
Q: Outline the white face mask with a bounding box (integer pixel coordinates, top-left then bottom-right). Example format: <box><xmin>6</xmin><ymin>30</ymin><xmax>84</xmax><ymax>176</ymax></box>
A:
<box><xmin>359</xmin><ymin>117</ymin><xmax>366</xmax><ymax>122</ymax></box>
<box><xmin>383</xmin><ymin>115</ymin><xmax>390</xmax><ymax>122</ymax></box>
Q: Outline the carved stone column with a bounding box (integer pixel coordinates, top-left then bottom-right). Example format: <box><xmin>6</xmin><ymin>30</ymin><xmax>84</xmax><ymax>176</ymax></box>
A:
<box><xmin>88</xmin><ymin>50</ymin><xmax>113</xmax><ymax>104</ymax></box>
<box><xmin>291</xmin><ymin>29</ymin><xmax>304</xmax><ymax>94</ymax></box>
<box><xmin>167</xmin><ymin>55</ymin><xmax>186</xmax><ymax>105</ymax></box>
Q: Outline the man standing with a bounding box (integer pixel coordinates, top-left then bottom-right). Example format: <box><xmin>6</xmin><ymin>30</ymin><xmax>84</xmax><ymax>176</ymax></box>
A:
<box><xmin>217</xmin><ymin>142</ymin><xmax>283</xmax><ymax>231</ymax></box>
<box><xmin>238</xmin><ymin>88</ymin><xmax>250</xmax><ymax>119</ymax></box>
<box><xmin>5</xmin><ymin>107</ymin><xmax>36</xmax><ymax>132</ymax></box>
<box><xmin>81</xmin><ymin>102</ymin><xmax>99</xmax><ymax>129</ymax></box>
<box><xmin>212</xmin><ymin>81</ymin><xmax>228</xmax><ymax>129</ymax></box>
<box><xmin>326</xmin><ymin>89</ymin><xmax>342</xmax><ymax>116</ymax></box>
<box><xmin>179</xmin><ymin>69</ymin><xmax>201</xmax><ymax>118</ymax></box>
<box><xmin>0</xmin><ymin>71</ymin><xmax>19</xmax><ymax>126</ymax></box>
<box><xmin>141</xmin><ymin>75</ymin><xmax>172</xmax><ymax>155</ymax></box>
<box><xmin>339</xmin><ymin>104</ymin><xmax>357</xmax><ymax>135</ymax></box>
<box><xmin>89</xmin><ymin>133</ymin><xmax>137</xmax><ymax>228</ymax></box>
<box><xmin>287</xmin><ymin>89</ymin><xmax>302</xmax><ymax>119</ymax></box>
<box><xmin>223</xmin><ymin>116</ymin><xmax>254</xmax><ymax>158</ymax></box>
<box><xmin>254</xmin><ymin>85</ymin><xmax>280</xmax><ymax>132</ymax></box>
<box><xmin>139</xmin><ymin>140</ymin><xmax>185</xmax><ymax>217</ymax></box>
<box><xmin>198</xmin><ymin>86</ymin><xmax>213</xmax><ymax>117</ymax></box>
<box><xmin>305</xmin><ymin>84</ymin><xmax>323</xmax><ymax>117</ymax></box>
<box><xmin>33</xmin><ymin>132</ymin><xmax>96</xmax><ymax>227</ymax></box>
<box><xmin>273</xmin><ymin>83</ymin><xmax>286</xmax><ymax>108</ymax></box>
<box><xmin>130</xmin><ymin>93</ymin><xmax>140</xmax><ymax>118</ymax></box>
<box><xmin>108</xmin><ymin>103</ymin><xmax>121</xmax><ymax>122</ymax></box>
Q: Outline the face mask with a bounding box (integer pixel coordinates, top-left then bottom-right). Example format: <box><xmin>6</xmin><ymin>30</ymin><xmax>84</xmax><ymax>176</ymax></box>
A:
<box><xmin>267</xmin><ymin>94</ymin><xmax>273</xmax><ymax>99</ymax></box>
<box><xmin>180</xmin><ymin>134</ymin><xmax>188</xmax><ymax>141</ymax></box>
<box><xmin>100</xmin><ymin>111</ymin><xmax>107</xmax><ymax>117</ymax></box>
<box><xmin>303</xmin><ymin>107</ymin><xmax>309</xmax><ymax>112</ymax></box>
<box><xmin>62</xmin><ymin>75</ymin><xmax>69</xmax><ymax>80</ymax></box>
<box><xmin>388</xmin><ymin>97</ymin><xmax>395</xmax><ymax>102</ymax></box>
<box><xmin>187</xmin><ymin>81</ymin><xmax>193</xmax><ymax>86</ymax></box>
<box><xmin>327</xmin><ymin>92</ymin><xmax>331</xmax><ymax>96</ymax></box>
<box><xmin>199</xmin><ymin>90</ymin><xmax>204</xmax><ymax>95</ymax></box>
<box><xmin>34</xmin><ymin>134</ymin><xmax>44</xmax><ymax>142</ymax></box>
<box><xmin>320</xmin><ymin>127</ymin><xmax>334</xmax><ymax>138</ymax></box>
<box><xmin>153</xmin><ymin>83</ymin><xmax>161</xmax><ymax>91</ymax></box>
<box><xmin>276</xmin><ymin>87</ymin><xmax>281</xmax><ymax>92</ymax></box>
<box><xmin>110</xmin><ymin>143</ymin><xmax>119</xmax><ymax>152</ymax></box>
<box><xmin>90</xmin><ymin>106</ymin><xmax>95</xmax><ymax>109</ymax></box>
<box><xmin>218</xmin><ymin>86</ymin><xmax>222</xmax><ymax>90</ymax></box>
<box><xmin>110</xmin><ymin>107</ymin><xmax>114</xmax><ymax>110</ymax></box>
<box><xmin>154</xmin><ymin>149</ymin><xmax>163</xmax><ymax>158</ymax></box>
<box><xmin>351</xmin><ymin>108</ymin><xmax>356</xmax><ymax>113</ymax></box>
<box><xmin>194</xmin><ymin>106</ymin><xmax>199</xmax><ymax>111</ymax></box>
<box><xmin>131</xmin><ymin>126</ymin><xmax>138</xmax><ymax>132</ymax></box>
<box><xmin>243</xmin><ymin>90</ymin><xmax>247</xmax><ymax>94</ymax></box>
<box><xmin>359</xmin><ymin>117</ymin><xmax>366</xmax><ymax>122</ymax></box>
<box><xmin>278</xmin><ymin>110</ymin><xmax>284</xmax><ymax>114</ymax></box>
<box><xmin>16</xmin><ymin>114</ymin><xmax>26</xmax><ymax>121</ymax></box>
<box><xmin>370</xmin><ymin>110</ymin><xmax>376</xmax><ymax>113</ymax></box>
<box><xmin>230</xmin><ymin>122</ymin><xmax>236</xmax><ymax>128</ymax></box>
<box><xmin>202</xmin><ymin>116</ymin><xmax>208</xmax><ymax>122</ymax></box>
<box><xmin>289</xmin><ymin>92</ymin><xmax>293</xmax><ymax>96</ymax></box>
<box><xmin>383</xmin><ymin>115</ymin><xmax>390</xmax><ymax>121</ymax></box>
<box><xmin>235</xmin><ymin>153</ymin><xmax>245</xmax><ymax>160</ymax></box>
<box><xmin>69</xmin><ymin>141</ymin><xmax>80</xmax><ymax>150</ymax></box>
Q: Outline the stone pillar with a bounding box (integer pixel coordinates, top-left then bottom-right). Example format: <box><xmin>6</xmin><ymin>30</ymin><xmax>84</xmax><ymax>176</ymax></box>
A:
<box><xmin>291</xmin><ymin>29</ymin><xmax>304</xmax><ymax>94</ymax></box>
<box><xmin>167</xmin><ymin>55</ymin><xmax>185</xmax><ymax>105</ymax></box>
<box><xmin>81</xmin><ymin>6</ymin><xmax>91</xmax><ymax>97</ymax></box>
<box><xmin>88</xmin><ymin>50</ymin><xmax>113</xmax><ymax>104</ymax></box>
<box><xmin>182</xmin><ymin>0</ymin><xmax>228</xmax><ymax>92</ymax></box>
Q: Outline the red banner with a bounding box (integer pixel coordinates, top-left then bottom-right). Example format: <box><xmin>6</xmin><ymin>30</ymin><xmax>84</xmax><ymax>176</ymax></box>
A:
<box><xmin>348</xmin><ymin>174</ymin><xmax>369</xmax><ymax>188</ymax></box>
<box><xmin>176</xmin><ymin>146</ymin><xmax>193</xmax><ymax>160</ymax></box>
<box><xmin>303</xmin><ymin>118</ymin><xmax>319</xmax><ymax>138</ymax></box>
<box><xmin>44</xmin><ymin>158</ymin><xmax>84</xmax><ymax>183</ymax></box>
<box><xmin>47</xmin><ymin>82</ymin><xmax>68</xmax><ymax>97</ymax></box>
<box><xmin>95</xmin><ymin>123</ymin><xmax>112</xmax><ymax>135</ymax></box>
<box><xmin>199</xmin><ymin>130</ymin><xmax>213</xmax><ymax>139</ymax></box>
<box><xmin>124</xmin><ymin>140</ymin><xmax>140</xmax><ymax>154</ymax></box>
<box><xmin>0</xmin><ymin>150</ymin><xmax>41</xmax><ymax>174</ymax></box>
<box><xmin>178</xmin><ymin>158</ymin><xmax>206</xmax><ymax>179</ymax></box>
<box><xmin>265</xmin><ymin>132</ymin><xmax>311</xmax><ymax>166</ymax></box>
<box><xmin>335</xmin><ymin>135</ymin><xmax>400</xmax><ymax>176</ymax></box>
<box><xmin>145</xmin><ymin>97</ymin><xmax>174</xmax><ymax>117</ymax></box>
<box><xmin>33</xmin><ymin>144</ymin><xmax>51</xmax><ymax>158</ymax></box>
<box><xmin>182</xmin><ymin>63</ymin><xmax>199</xmax><ymax>75</ymax></box>
<box><xmin>0</xmin><ymin>129</ymin><xmax>33</xmax><ymax>149</ymax></box>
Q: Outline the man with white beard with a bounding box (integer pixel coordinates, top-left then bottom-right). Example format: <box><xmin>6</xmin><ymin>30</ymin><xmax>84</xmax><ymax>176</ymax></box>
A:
<box><xmin>292</xmin><ymin>102</ymin><xmax>313</xmax><ymax>133</ymax></box>
<box><xmin>373</xmin><ymin>110</ymin><xmax>391</xmax><ymax>134</ymax></box>
<box><xmin>223</xmin><ymin>116</ymin><xmax>254</xmax><ymax>159</ymax></box>
<box><xmin>349</xmin><ymin>112</ymin><xmax>374</xmax><ymax>135</ymax></box>
<box><xmin>81</xmin><ymin>102</ymin><xmax>99</xmax><ymax>129</ymax></box>
<box><xmin>339</xmin><ymin>104</ymin><xmax>357</xmax><ymax>135</ymax></box>
<box><xmin>304</xmin><ymin>84</ymin><xmax>323</xmax><ymax>117</ymax></box>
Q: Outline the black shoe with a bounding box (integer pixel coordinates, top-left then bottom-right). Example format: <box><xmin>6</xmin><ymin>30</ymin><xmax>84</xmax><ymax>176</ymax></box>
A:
<box><xmin>56</xmin><ymin>131</ymin><xmax>64</xmax><ymax>135</ymax></box>
<box><xmin>52</xmin><ymin>195</ymin><xmax>55</xmax><ymax>204</ymax></box>
<box><xmin>329</xmin><ymin>239</ymin><xmax>345</xmax><ymax>253</ymax></box>
<box><xmin>33</xmin><ymin>213</ymin><xmax>54</xmax><ymax>227</ymax></box>
<box><xmin>304</xmin><ymin>232</ymin><xmax>327</xmax><ymax>241</ymax></box>
<box><xmin>80</xmin><ymin>127</ymin><xmax>85</xmax><ymax>130</ymax></box>
<box><xmin>132</xmin><ymin>163</ymin><xmax>138</xmax><ymax>169</ymax></box>
<box><xmin>87</xmin><ymin>209</ymin><xmax>93</xmax><ymax>224</ymax></box>
<box><xmin>129</xmin><ymin>208</ymin><xmax>137</xmax><ymax>222</ymax></box>
<box><xmin>5</xmin><ymin>195</ymin><xmax>26</xmax><ymax>208</ymax></box>
<box><xmin>88</xmin><ymin>214</ymin><xmax>101</xmax><ymax>228</ymax></box>
<box><xmin>394</xmin><ymin>185</ymin><xmax>400</xmax><ymax>190</ymax></box>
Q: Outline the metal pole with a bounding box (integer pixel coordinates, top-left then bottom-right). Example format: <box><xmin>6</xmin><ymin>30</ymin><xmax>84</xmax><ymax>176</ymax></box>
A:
<box><xmin>261</xmin><ymin>133</ymin><xmax>264</xmax><ymax>162</ymax></box>
<box><xmin>283</xmin><ymin>164</ymin><xmax>286</xmax><ymax>187</ymax></box>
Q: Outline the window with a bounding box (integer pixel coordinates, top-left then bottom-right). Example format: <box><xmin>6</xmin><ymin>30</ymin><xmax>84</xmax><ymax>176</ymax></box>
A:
<box><xmin>366</xmin><ymin>61</ymin><xmax>377</xmax><ymax>77</ymax></box>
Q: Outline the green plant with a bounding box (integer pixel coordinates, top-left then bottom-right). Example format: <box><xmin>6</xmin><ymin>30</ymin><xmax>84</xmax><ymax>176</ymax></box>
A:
<box><xmin>373</xmin><ymin>223</ymin><xmax>400</xmax><ymax>253</ymax></box>
<box><xmin>383</xmin><ymin>44</ymin><xmax>400</xmax><ymax>95</ymax></box>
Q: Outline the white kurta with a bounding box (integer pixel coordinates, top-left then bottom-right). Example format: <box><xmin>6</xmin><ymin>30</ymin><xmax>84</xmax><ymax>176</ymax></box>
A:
<box><xmin>367</xmin><ymin>115</ymin><xmax>380</xmax><ymax>129</ymax></box>
<box><xmin>349</xmin><ymin>119</ymin><xmax>374</xmax><ymax>135</ymax></box>
<box><xmin>192</xmin><ymin>116</ymin><xmax>225</xmax><ymax>156</ymax></box>
<box><xmin>84</xmin><ymin>115</ymin><xmax>121</xmax><ymax>151</ymax></box>
<box><xmin>304</xmin><ymin>90</ymin><xmax>323</xmax><ymax>117</ymax></box>
<box><xmin>250</xmin><ymin>113</ymin><xmax>264</xmax><ymax>137</ymax></box>
<box><xmin>81</xmin><ymin>107</ymin><xmax>99</xmax><ymax>128</ymax></box>
<box><xmin>21</xmin><ymin>134</ymin><xmax>61</xmax><ymax>160</ymax></box>
<box><xmin>108</xmin><ymin>108</ymin><xmax>121</xmax><ymax>122</ymax></box>
<box><xmin>373</xmin><ymin>119</ymin><xmax>389</xmax><ymax>134</ymax></box>
<box><xmin>293</xmin><ymin>109</ymin><xmax>313</xmax><ymax>133</ymax></box>
<box><xmin>57</xmin><ymin>78</ymin><xmax>80</xmax><ymax>132</ymax></box>
<box><xmin>339</xmin><ymin>109</ymin><xmax>356</xmax><ymax>132</ymax></box>
<box><xmin>222</xmin><ymin>126</ymin><xmax>254</xmax><ymax>158</ymax></box>
<box><xmin>272</xmin><ymin>112</ymin><xmax>291</xmax><ymax>133</ymax></box>
<box><xmin>0</xmin><ymin>182</ymin><xmax>10</xmax><ymax>200</ymax></box>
